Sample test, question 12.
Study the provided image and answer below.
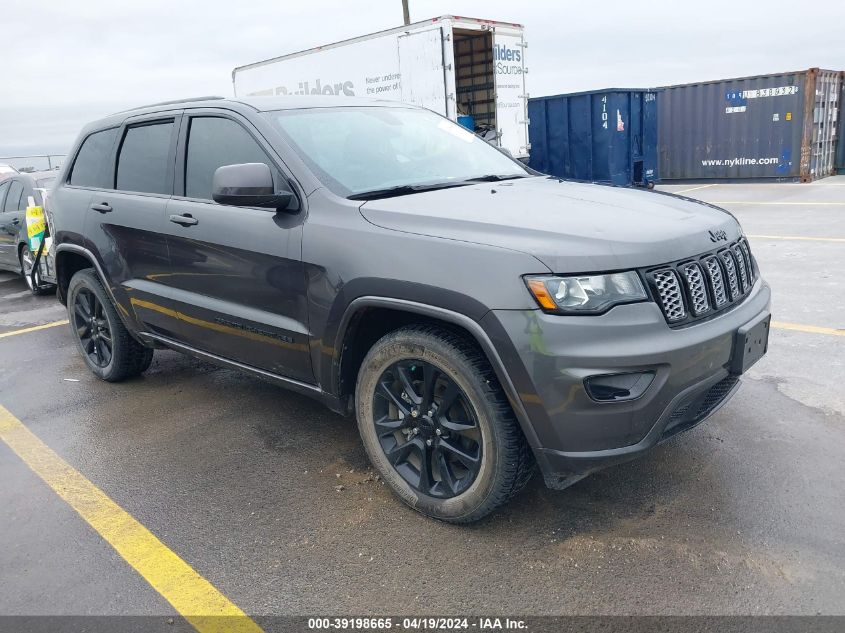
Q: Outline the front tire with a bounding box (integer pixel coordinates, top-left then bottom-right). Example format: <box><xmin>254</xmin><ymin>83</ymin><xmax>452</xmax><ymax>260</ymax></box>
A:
<box><xmin>67</xmin><ymin>269</ymin><xmax>153</xmax><ymax>381</ymax></box>
<box><xmin>355</xmin><ymin>325</ymin><xmax>534</xmax><ymax>523</ymax></box>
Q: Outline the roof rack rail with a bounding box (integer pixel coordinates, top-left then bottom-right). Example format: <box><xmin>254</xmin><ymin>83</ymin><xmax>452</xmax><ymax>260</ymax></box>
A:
<box><xmin>117</xmin><ymin>96</ymin><xmax>227</xmax><ymax>113</ymax></box>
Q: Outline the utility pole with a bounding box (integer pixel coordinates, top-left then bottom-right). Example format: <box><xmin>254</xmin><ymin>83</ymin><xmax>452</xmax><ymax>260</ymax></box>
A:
<box><xmin>401</xmin><ymin>0</ymin><xmax>410</xmax><ymax>25</ymax></box>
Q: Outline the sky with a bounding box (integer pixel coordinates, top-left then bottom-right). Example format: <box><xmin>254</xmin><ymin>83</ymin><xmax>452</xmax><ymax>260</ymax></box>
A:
<box><xmin>2</xmin><ymin>0</ymin><xmax>843</xmax><ymax>168</ymax></box>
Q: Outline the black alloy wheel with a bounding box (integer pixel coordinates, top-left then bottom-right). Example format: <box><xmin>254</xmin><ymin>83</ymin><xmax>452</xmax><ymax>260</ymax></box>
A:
<box><xmin>66</xmin><ymin>269</ymin><xmax>153</xmax><ymax>381</ymax></box>
<box><xmin>372</xmin><ymin>359</ymin><xmax>482</xmax><ymax>499</ymax></box>
<box><xmin>73</xmin><ymin>287</ymin><xmax>113</xmax><ymax>368</ymax></box>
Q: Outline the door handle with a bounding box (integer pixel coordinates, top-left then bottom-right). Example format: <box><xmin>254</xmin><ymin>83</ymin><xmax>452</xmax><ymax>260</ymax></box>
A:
<box><xmin>169</xmin><ymin>213</ymin><xmax>198</xmax><ymax>226</ymax></box>
<box><xmin>91</xmin><ymin>202</ymin><xmax>113</xmax><ymax>213</ymax></box>
<box><xmin>11</xmin><ymin>218</ymin><xmax>19</xmax><ymax>225</ymax></box>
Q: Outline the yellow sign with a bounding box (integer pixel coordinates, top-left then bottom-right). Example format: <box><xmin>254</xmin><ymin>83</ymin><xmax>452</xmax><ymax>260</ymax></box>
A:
<box><xmin>25</xmin><ymin>205</ymin><xmax>46</xmax><ymax>252</ymax></box>
<box><xmin>785</xmin><ymin>112</ymin><xmax>792</xmax><ymax>121</ymax></box>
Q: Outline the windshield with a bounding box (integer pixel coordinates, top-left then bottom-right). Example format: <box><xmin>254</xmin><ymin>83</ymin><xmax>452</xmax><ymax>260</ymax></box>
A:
<box><xmin>264</xmin><ymin>106</ymin><xmax>529</xmax><ymax>197</ymax></box>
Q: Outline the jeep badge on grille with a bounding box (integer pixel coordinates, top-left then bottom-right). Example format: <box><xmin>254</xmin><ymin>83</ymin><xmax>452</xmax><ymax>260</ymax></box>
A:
<box><xmin>709</xmin><ymin>229</ymin><xmax>728</xmax><ymax>242</ymax></box>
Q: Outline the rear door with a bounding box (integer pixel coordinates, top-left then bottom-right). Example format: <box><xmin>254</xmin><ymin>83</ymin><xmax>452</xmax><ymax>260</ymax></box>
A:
<box><xmin>492</xmin><ymin>27</ymin><xmax>529</xmax><ymax>158</ymax></box>
<box><xmin>55</xmin><ymin>126</ymin><xmax>120</xmax><ymax>256</ymax></box>
<box><xmin>0</xmin><ymin>181</ymin><xmax>10</xmax><ymax>267</ymax></box>
<box><xmin>0</xmin><ymin>179</ymin><xmax>25</xmax><ymax>267</ymax></box>
<box><xmin>160</xmin><ymin>110</ymin><xmax>311</xmax><ymax>382</ymax></box>
<box><xmin>84</xmin><ymin>112</ymin><xmax>181</xmax><ymax>337</ymax></box>
<box><xmin>397</xmin><ymin>27</ymin><xmax>448</xmax><ymax>116</ymax></box>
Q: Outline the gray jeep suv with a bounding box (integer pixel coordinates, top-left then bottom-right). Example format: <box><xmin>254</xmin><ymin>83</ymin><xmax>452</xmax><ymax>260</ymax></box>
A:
<box><xmin>50</xmin><ymin>96</ymin><xmax>771</xmax><ymax>522</ymax></box>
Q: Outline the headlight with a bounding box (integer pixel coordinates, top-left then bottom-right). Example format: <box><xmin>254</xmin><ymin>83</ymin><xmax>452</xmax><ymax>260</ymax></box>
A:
<box><xmin>525</xmin><ymin>271</ymin><xmax>648</xmax><ymax>314</ymax></box>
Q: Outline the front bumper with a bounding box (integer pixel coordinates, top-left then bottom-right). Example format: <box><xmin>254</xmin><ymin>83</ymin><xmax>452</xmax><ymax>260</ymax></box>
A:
<box><xmin>482</xmin><ymin>279</ymin><xmax>771</xmax><ymax>488</ymax></box>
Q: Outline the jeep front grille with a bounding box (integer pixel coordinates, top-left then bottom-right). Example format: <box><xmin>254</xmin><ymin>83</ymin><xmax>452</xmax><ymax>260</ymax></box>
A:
<box><xmin>647</xmin><ymin>238</ymin><xmax>756</xmax><ymax>326</ymax></box>
<box><xmin>721</xmin><ymin>250</ymin><xmax>741</xmax><ymax>300</ymax></box>
<box><xmin>704</xmin><ymin>256</ymin><xmax>728</xmax><ymax>307</ymax></box>
<box><xmin>732</xmin><ymin>244</ymin><xmax>750</xmax><ymax>292</ymax></box>
<box><xmin>681</xmin><ymin>263</ymin><xmax>710</xmax><ymax>316</ymax></box>
<box><xmin>738</xmin><ymin>240</ymin><xmax>754</xmax><ymax>285</ymax></box>
<box><xmin>652</xmin><ymin>270</ymin><xmax>686</xmax><ymax>322</ymax></box>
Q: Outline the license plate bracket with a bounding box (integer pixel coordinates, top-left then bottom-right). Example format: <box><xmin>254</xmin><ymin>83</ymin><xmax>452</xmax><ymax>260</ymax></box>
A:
<box><xmin>731</xmin><ymin>313</ymin><xmax>771</xmax><ymax>374</ymax></box>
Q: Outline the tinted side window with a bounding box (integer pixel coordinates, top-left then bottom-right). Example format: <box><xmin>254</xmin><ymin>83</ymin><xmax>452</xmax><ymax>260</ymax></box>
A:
<box><xmin>185</xmin><ymin>117</ymin><xmax>275</xmax><ymax>200</ymax></box>
<box><xmin>69</xmin><ymin>128</ymin><xmax>118</xmax><ymax>188</ymax></box>
<box><xmin>3</xmin><ymin>181</ymin><xmax>24</xmax><ymax>212</ymax></box>
<box><xmin>117</xmin><ymin>121</ymin><xmax>174</xmax><ymax>195</ymax></box>
<box><xmin>0</xmin><ymin>181</ymin><xmax>9</xmax><ymax>209</ymax></box>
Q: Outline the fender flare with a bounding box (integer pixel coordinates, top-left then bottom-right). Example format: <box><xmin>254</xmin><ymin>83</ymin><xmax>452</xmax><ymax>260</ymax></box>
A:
<box><xmin>54</xmin><ymin>243</ymin><xmax>116</xmax><ymax>306</ymax></box>
<box><xmin>333</xmin><ymin>296</ymin><xmax>541</xmax><ymax>449</ymax></box>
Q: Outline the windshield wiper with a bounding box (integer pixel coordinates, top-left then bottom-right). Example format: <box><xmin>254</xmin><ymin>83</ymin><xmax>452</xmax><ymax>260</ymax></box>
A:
<box><xmin>347</xmin><ymin>181</ymin><xmax>473</xmax><ymax>201</ymax></box>
<box><xmin>462</xmin><ymin>174</ymin><xmax>529</xmax><ymax>182</ymax></box>
<box><xmin>348</xmin><ymin>174</ymin><xmax>529</xmax><ymax>201</ymax></box>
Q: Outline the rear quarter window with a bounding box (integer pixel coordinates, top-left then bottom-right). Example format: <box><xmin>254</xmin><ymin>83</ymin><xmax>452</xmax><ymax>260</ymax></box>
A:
<box><xmin>68</xmin><ymin>128</ymin><xmax>118</xmax><ymax>188</ymax></box>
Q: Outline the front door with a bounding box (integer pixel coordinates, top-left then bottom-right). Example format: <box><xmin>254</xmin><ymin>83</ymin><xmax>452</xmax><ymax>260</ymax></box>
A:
<box><xmin>160</xmin><ymin>111</ymin><xmax>312</xmax><ymax>382</ymax></box>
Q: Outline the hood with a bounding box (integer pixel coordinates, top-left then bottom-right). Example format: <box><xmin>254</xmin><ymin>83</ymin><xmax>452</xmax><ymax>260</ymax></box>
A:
<box><xmin>359</xmin><ymin>176</ymin><xmax>742</xmax><ymax>273</ymax></box>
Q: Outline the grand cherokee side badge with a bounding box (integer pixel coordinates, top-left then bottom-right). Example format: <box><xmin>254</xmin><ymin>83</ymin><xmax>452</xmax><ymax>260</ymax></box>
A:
<box><xmin>709</xmin><ymin>229</ymin><xmax>728</xmax><ymax>242</ymax></box>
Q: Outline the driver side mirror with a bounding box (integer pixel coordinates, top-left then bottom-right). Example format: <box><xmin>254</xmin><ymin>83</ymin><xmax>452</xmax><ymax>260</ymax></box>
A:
<box><xmin>212</xmin><ymin>163</ymin><xmax>293</xmax><ymax>210</ymax></box>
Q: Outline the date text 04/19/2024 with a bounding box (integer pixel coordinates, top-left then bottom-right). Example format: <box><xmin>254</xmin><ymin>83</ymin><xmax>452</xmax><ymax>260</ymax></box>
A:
<box><xmin>307</xmin><ymin>617</ymin><xmax>528</xmax><ymax>630</ymax></box>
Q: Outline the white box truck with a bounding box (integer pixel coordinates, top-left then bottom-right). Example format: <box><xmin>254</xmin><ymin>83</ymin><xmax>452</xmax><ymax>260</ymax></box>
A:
<box><xmin>232</xmin><ymin>15</ymin><xmax>529</xmax><ymax>159</ymax></box>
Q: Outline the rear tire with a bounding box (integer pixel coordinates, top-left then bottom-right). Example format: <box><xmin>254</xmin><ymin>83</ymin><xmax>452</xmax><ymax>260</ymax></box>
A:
<box><xmin>67</xmin><ymin>269</ymin><xmax>153</xmax><ymax>381</ymax></box>
<box><xmin>355</xmin><ymin>325</ymin><xmax>534</xmax><ymax>523</ymax></box>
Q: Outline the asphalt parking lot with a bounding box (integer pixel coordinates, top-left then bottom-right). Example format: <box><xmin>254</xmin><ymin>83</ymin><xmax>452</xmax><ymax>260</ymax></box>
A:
<box><xmin>1</xmin><ymin>177</ymin><xmax>844</xmax><ymax>622</ymax></box>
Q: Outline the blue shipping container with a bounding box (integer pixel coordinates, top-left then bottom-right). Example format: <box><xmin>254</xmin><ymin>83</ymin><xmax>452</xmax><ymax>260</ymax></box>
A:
<box><xmin>657</xmin><ymin>69</ymin><xmax>841</xmax><ymax>181</ymax></box>
<box><xmin>528</xmin><ymin>89</ymin><xmax>659</xmax><ymax>187</ymax></box>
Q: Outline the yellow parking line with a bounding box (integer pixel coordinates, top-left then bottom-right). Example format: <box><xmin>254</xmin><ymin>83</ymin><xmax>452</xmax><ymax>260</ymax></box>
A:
<box><xmin>0</xmin><ymin>404</ymin><xmax>263</xmax><ymax>633</ymax></box>
<box><xmin>673</xmin><ymin>184</ymin><xmax>718</xmax><ymax>194</ymax></box>
<box><xmin>0</xmin><ymin>320</ymin><xmax>69</xmax><ymax>339</ymax></box>
<box><xmin>771</xmin><ymin>321</ymin><xmax>845</xmax><ymax>337</ymax></box>
<box><xmin>747</xmin><ymin>235</ymin><xmax>845</xmax><ymax>243</ymax></box>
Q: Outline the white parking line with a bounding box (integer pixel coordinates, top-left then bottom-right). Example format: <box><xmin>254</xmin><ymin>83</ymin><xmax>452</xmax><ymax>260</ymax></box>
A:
<box><xmin>747</xmin><ymin>235</ymin><xmax>845</xmax><ymax>243</ymax></box>
<box><xmin>673</xmin><ymin>184</ymin><xmax>718</xmax><ymax>194</ymax></box>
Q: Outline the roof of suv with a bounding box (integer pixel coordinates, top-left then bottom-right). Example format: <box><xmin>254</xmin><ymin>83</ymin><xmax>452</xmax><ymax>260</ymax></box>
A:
<box><xmin>119</xmin><ymin>95</ymin><xmax>414</xmax><ymax>116</ymax></box>
<box><xmin>83</xmin><ymin>95</ymin><xmax>418</xmax><ymax>135</ymax></box>
<box><xmin>238</xmin><ymin>95</ymin><xmax>416</xmax><ymax>112</ymax></box>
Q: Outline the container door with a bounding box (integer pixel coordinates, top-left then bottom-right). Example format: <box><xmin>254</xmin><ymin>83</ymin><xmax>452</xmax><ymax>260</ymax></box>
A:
<box><xmin>642</xmin><ymin>91</ymin><xmax>659</xmax><ymax>184</ymax></box>
<box><xmin>397</xmin><ymin>27</ymin><xmax>448</xmax><ymax>116</ymax></box>
<box><xmin>492</xmin><ymin>28</ymin><xmax>529</xmax><ymax>158</ymax></box>
<box><xmin>809</xmin><ymin>70</ymin><xmax>841</xmax><ymax>179</ymax></box>
<box><xmin>838</xmin><ymin>75</ymin><xmax>845</xmax><ymax>174</ymax></box>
